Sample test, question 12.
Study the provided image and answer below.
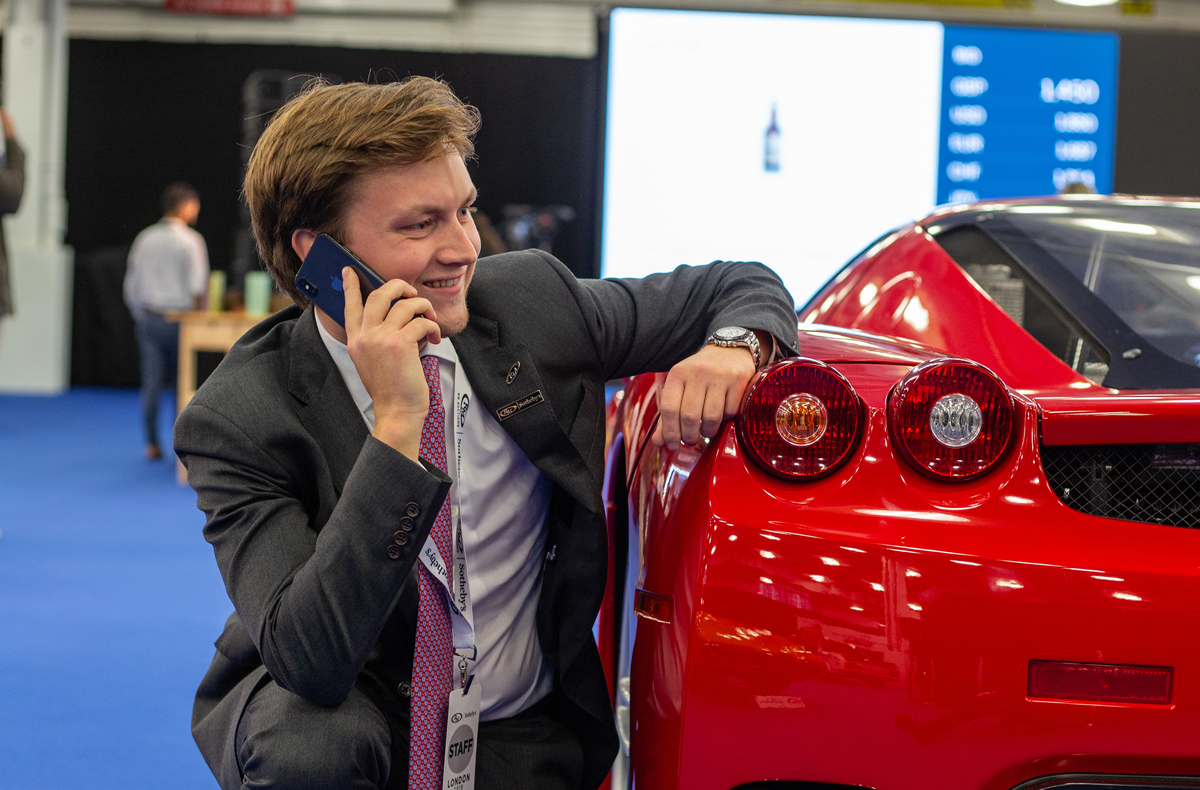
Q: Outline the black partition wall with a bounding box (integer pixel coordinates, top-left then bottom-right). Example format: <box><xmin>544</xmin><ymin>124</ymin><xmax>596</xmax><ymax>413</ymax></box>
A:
<box><xmin>66</xmin><ymin>39</ymin><xmax>601</xmax><ymax>385</ymax></box>
<box><xmin>1113</xmin><ymin>31</ymin><xmax>1200</xmax><ymax>197</ymax></box>
<box><xmin>65</xmin><ymin>28</ymin><xmax>1200</xmax><ymax>385</ymax></box>
<box><xmin>67</xmin><ymin>39</ymin><xmax>601</xmax><ymax>276</ymax></box>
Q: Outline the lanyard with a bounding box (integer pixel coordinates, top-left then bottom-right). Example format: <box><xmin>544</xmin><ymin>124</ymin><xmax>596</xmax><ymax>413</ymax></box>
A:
<box><xmin>417</xmin><ymin>351</ymin><xmax>477</xmax><ymax>687</ymax></box>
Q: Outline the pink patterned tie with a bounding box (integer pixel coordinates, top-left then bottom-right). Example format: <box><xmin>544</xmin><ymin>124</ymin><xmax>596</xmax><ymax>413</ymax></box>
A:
<box><xmin>409</xmin><ymin>355</ymin><xmax>454</xmax><ymax>789</ymax></box>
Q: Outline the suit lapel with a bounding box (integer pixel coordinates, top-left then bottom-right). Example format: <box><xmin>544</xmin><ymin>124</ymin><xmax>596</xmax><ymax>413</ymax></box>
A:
<box><xmin>285</xmin><ymin>307</ymin><xmax>598</xmax><ymax>510</ymax></box>
<box><xmin>287</xmin><ymin>309</ymin><xmax>369</xmax><ymax>496</ymax></box>
<box><xmin>453</xmin><ymin>314</ymin><xmax>599</xmax><ymax>512</ymax></box>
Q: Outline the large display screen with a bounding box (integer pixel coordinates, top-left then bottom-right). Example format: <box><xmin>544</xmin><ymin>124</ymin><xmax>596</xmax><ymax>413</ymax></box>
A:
<box><xmin>938</xmin><ymin>26</ymin><xmax>1119</xmax><ymax>205</ymax></box>
<box><xmin>601</xmin><ymin>8</ymin><xmax>1120</xmax><ymax>305</ymax></box>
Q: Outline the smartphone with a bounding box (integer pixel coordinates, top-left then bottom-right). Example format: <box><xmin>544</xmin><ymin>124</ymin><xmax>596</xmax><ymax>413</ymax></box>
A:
<box><xmin>294</xmin><ymin>234</ymin><xmax>387</xmax><ymax>327</ymax></box>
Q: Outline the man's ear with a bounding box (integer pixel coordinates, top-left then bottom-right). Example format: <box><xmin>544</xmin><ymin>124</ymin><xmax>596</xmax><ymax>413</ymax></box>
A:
<box><xmin>291</xmin><ymin>229</ymin><xmax>318</xmax><ymax>261</ymax></box>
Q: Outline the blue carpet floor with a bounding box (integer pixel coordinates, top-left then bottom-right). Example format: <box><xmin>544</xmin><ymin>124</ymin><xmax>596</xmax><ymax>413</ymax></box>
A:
<box><xmin>0</xmin><ymin>388</ymin><xmax>228</xmax><ymax>790</ymax></box>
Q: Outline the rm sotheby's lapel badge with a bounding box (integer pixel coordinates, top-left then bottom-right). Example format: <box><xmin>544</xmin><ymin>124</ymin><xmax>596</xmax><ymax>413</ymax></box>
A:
<box><xmin>457</xmin><ymin>393</ymin><xmax>470</xmax><ymax>428</ymax></box>
<box><xmin>505</xmin><ymin>361</ymin><xmax>520</xmax><ymax>385</ymax></box>
<box><xmin>496</xmin><ymin>390</ymin><xmax>544</xmax><ymax>421</ymax></box>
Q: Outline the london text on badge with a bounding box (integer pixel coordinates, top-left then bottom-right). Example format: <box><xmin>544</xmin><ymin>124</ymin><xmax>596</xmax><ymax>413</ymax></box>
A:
<box><xmin>496</xmin><ymin>390</ymin><xmax>544</xmax><ymax>421</ymax></box>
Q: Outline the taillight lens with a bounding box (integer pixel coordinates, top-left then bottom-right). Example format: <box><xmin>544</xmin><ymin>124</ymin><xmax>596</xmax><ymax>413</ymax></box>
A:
<box><xmin>737</xmin><ymin>358</ymin><xmax>862</xmax><ymax>480</ymax></box>
<box><xmin>888</xmin><ymin>358</ymin><xmax>1014</xmax><ymax>480</ymax></box>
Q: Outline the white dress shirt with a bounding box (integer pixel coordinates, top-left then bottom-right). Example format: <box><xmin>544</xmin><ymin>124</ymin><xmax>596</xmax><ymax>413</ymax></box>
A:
<box><xmin>317</xmin><ymin>317</ymin><xmax>554</xmax><ymax>721</ymax></box>
<box><xmin>123</xmin><ymin>218</ymin><xmax>209</xmax><ymax>317</ymax></box>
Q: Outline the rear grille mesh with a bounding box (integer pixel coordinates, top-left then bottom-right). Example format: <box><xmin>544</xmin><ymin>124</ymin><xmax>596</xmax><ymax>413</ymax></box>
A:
<box><xmin>1042</xmin><ymin>443</ymin><xmax>1200</xmax><ymax>529</ymax></box>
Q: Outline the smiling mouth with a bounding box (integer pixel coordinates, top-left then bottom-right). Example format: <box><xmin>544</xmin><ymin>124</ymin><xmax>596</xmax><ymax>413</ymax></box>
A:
<box><xmin>424</xmin><ymin>277</ymin><xmax>461</xmax><ymax>289</ymax></box>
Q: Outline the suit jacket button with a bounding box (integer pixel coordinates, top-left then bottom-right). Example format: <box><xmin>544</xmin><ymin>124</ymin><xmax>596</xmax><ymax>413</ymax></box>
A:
<box><xmin>394</xmin><ymin>532</ymin><xmax>409</xmax><ymax>547</ymax></box>
<box><xmin>399</xmin><ymin>517</ymin><xmax>416</xmax><ymax>532</ymax></box>
<box><xmin>386</xmin><ymin>544</ymin><xmax>402</xmax><ymax>560</ymax></box>
<box><xmin>405</xmin><ymin>502</ymin><xmax>421</xmax><ymax>519</ymax></box>
<box><xmin>398</xmin><ymin>681</ymin><xmax>411</xmax><ymax>697</ymax></box>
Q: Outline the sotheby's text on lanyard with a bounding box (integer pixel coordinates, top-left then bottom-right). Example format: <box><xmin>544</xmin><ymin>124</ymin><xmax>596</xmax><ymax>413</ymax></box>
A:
<box><xmin>416</xmin><ymin>358</ymin><xmax>477</xmax><ymax>688</ymax></box>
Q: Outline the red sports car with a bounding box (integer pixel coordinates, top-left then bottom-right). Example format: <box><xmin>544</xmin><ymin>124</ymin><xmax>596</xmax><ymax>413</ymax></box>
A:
<box><xmin>601</xmin><ymin>196</ymin><xmax>1200</xmax><ymax>790</ymax></box>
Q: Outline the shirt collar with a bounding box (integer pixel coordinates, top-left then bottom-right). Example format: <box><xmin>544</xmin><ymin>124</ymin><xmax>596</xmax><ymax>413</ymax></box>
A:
<box><xmin>424</xmin><ymin>334</ymin><xmax>458</xmax><ymax>365</ymax></box>
<box><xmin>315</xmin><ymin>313</ymin><xmax>373</xmax><ymax>416</ymax></box>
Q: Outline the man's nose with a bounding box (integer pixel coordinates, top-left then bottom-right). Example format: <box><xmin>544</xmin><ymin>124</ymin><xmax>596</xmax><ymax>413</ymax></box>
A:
<box><xmin>437</xmin><ymin>218</ymin><xmax>478</xmax><ymax>265</ymax></box>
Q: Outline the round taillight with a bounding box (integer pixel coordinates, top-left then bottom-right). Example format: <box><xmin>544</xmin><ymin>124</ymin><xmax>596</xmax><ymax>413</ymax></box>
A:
<box><xmin>737</xmin><ymin>358</ymin><xmax>862</xmax><ymax>480</ymax></box>
<box><xmin>888</xmin><ymin>358</ymin><xmax>1014</xmax><ymax>480</ymax></box>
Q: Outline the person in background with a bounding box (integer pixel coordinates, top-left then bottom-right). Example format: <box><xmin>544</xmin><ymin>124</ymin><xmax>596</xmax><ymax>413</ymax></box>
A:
<box><xmin>0</xmin><ymin>100</ymin><xmax>27</xmax><ymax>346</ymax></box>
<box><xmin>1059</xmin><ymin>181</ymin><xmax>1096</xmax><ymax>195</ymax></box>
<box><xmin>124</xmin><ymin>182</ymin><xmax>209</xmax><ymax>460</ymax></box>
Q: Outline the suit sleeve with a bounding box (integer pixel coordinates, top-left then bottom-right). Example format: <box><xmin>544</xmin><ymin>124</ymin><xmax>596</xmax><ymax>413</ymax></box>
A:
<box><xmin>0</xmin><ymin>139</ymin><xmax>26</xmax><ymax>216</ymax></box>
<box><xmin>176</xmin><ymin>401</ymin><xmax>451</xmax><ymax>707</ymax></box>
<box><xmin>0</xmin><ymin>136</ymin><xmax>24</xmax><ymax>213</ymax></box>
<box><xmin>563</xmin><ymin>253</ymin><xmax>800</xmax><ymax>381</ymax></box>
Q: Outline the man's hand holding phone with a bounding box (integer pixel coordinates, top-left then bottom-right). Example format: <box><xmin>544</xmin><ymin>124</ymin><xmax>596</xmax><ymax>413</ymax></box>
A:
<box><xmin>341</xmin><ymin>267</ymin><xmax>441</xmax><ymax>463</ymax></box>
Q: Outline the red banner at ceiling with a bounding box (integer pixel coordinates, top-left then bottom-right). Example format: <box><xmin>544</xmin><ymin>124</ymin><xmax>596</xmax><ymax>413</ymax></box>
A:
<box><xmin>163</xmin><ymin>0</ymin><xmax>295</xmax><ymax>16</ymax></box>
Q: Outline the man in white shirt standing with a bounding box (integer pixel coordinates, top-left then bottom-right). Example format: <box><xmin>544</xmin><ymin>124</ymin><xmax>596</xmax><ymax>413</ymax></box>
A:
<box><xmin>177</xmin><ymin>78</ymin><xmax>797</xmax><ymax>790</ymax></box>
<box><xmin>124</xmin><ymin>183</ymin><xmax>208</xmax><ymax>459</ymax></box>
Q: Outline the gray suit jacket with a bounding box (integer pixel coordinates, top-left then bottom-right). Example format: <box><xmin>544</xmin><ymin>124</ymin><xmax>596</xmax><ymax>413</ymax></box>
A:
<box><xmin>176</xmin><ymin>249</ymin><xmax>798</xmax><ymax>789</ymax></box>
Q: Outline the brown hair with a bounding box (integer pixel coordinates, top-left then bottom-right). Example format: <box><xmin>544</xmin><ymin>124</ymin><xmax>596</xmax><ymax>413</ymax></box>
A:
<box><xmin>244</xmin><ymin>77</ymin><xmax>481</xmax><ymax>304</ymax></box>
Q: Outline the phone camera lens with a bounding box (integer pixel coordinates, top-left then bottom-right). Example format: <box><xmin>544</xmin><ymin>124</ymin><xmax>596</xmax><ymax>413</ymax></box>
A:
<box><xmin>299</xmin><ymin>279</ymin><xmax>317</xmax><ymax>296</ymax></box>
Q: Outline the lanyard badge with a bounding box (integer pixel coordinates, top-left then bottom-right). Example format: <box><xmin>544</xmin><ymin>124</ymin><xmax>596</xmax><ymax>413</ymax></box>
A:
<box><xmin>418</xmin><ymin>366</ymin><xmax>477</xmax><ymax>663</ymax></box>
<box><xmin>421</xmin><ymin>356</ymin><xmax>482</xmax><ymax>790</ymax></box>
<box><xmin>443</xmin><ymin>673</ymin><xmax>481</xmax><ymax>789</ymax></box>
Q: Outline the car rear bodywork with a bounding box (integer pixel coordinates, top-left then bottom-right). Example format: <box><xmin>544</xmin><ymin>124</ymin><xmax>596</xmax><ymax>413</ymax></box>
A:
<box><xmin>604</xmin><ymin>198</ymin><xmax>1200</xmax><ymax>790</ymax></box>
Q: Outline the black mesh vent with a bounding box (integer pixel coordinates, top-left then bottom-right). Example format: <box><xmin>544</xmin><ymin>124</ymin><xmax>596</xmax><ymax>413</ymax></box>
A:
<box><xmin>1042</xmin><ymin>444</ymin><xmax>1200</xmax><ymax>528</ymax></box>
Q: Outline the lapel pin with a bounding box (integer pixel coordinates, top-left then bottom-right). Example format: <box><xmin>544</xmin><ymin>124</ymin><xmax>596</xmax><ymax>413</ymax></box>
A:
<box><xmin>505</xmin><ymin>362</ymin><xmax>521</xmax><ymax>385</ymax></box>
<box><xmin>497</xmin><ymin>390</ymin><xmax>544</xmax><ymax>421</ymax></box>
<box><xmin>456</xmin><ymin>393</ymin><xmax>470</xmax><ymax>428</ymax></box>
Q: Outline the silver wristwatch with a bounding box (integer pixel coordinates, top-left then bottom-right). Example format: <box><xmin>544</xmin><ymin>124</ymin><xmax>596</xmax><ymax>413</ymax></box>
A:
<box><xmin>704</xmin><ymin>326</ymin><xmax>762</xmax><ymax>370</ymax></box>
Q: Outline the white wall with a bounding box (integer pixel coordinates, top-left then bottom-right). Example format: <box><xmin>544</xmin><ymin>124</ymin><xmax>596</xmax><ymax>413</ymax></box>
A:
<box><xmin>68</xmin><ymin>0</ymin><xmax>598</xmax><ymax>57</ymax></box>
<box><xmin>0</xmin><ymin>0</ymin><xmax>72</xmax><ymax>394</ymax></box>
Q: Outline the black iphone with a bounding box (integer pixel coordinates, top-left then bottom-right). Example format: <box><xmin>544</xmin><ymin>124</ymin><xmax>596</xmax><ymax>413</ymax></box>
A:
<box><xmin>294</xmin><ymin>234</ymin><xmax>388</xmax><ymax>327</ymax></box>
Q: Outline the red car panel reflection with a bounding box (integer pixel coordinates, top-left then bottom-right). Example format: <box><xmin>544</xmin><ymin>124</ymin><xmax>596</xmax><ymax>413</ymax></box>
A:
<box><xmin>601</xmin><ymin>197</ymin><xmax>1200</xmax><ymax>790</ymax></box>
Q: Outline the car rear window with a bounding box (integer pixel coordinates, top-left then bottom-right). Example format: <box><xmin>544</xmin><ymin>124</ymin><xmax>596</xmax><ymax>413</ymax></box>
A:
<box><xmin>1003</xmin><ymin>203</ymin><xmax>1200</xmax><ymax>370</ymax></box>
<box><xmin>936</xmin><ymin>224</ymin><xmax>1111</xmax><ymax>384</ymax></box>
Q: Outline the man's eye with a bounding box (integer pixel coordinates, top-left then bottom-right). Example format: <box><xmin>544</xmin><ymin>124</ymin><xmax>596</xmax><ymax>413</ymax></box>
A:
<box><xmin>460</xmin><ymin>207</ymin><xmax>477</xmax><ymax>218</ymax></box>
<box><xmin>413</xmin><ymin>220</ymin><xmax>433</xmax><ymax>231</ymax></box>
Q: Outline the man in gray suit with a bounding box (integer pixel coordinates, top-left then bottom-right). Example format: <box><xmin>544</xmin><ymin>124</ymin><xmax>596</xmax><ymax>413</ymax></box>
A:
<box><xmin>176</xmin><ymin>77</ymin><xmax>797</xmax><ymax>790</ymax></box>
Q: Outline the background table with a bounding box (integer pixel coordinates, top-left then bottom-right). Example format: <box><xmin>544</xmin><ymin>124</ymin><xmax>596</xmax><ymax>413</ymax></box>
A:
<box><xmin>167</xmin><ymin>310</ymin><xmax>266</xmax><ymax>481</ymax></box>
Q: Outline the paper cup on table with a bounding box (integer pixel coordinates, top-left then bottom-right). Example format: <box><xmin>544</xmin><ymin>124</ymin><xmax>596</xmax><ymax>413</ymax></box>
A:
<box><xmin>244</xmin><ymin>271</ymin><xmax>273</xmax><ymax>317</ymax></box>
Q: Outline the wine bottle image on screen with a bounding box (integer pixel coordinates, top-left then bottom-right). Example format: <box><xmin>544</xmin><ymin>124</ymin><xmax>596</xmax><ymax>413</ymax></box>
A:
<box><xmin>764</xmin><ymin>103</ymin><xmax>781</xmax><ymax>173</ymax></box>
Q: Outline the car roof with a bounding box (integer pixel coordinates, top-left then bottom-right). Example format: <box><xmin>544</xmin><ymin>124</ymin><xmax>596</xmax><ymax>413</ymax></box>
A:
<box><xmin>921</xmin><ymin>194</ymin><xmax>1200</xmax><ymax>229</ymax></box>
<box><xmin>921</xmin><ymin>196</ymin><xmax>1200</xmax><ymax>390</ymax></box>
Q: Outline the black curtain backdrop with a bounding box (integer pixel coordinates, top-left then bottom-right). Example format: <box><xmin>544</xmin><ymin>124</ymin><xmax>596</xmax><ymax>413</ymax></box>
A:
<box><xmin>65</xmin><ymin>29</ymin><xmax>1200</xmax><ymax>386</ymax></box>
<box><xmin>66</xmin><ymin>39</ymin><xmax>602</xmax><ymax>385</ymax></box>
<box><xmin>66</xmin><ymin>39</ymin><xmax>601</xmax><ymax>277</ymax></box>
<box><xmin>1113</xmin><ymin>31</ymin><xmax>1200</xmax><ymax>196</ymax></box>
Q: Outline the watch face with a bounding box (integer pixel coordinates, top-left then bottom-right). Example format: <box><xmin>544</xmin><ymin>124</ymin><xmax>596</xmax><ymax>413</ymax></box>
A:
<box><xmin>715</xmin><ymin>327</ymin><xmax>746</xmax><ymax>341</ymax></box>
